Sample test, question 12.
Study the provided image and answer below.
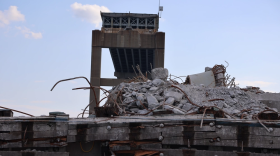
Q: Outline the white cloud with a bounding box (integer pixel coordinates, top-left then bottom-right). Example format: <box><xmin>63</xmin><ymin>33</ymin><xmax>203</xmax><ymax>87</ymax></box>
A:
<box><xmin>0</xmin><ymin>6</ymin><xmax>25</xmax><ymax>26</ymax></box>
<box><xmin>15</xmin><ymin>26</ymin><xmax>42</xmax><ymax>39</ymax></box>
<box><xmin>70</xmin><ymin>2</ymin><xmax>110</xmax><ymax>27</ymax></box>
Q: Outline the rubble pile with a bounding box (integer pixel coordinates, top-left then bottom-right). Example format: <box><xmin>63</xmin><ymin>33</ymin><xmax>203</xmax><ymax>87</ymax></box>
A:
<box><xmin>105</xmin><ymin>68</ymin><xmax>278</xmax><ymax>120</ymax></box>
<box><xmin>241</xmin><ymin>86</ymin><xmax>265</xmax><ymax>94</ymax></box>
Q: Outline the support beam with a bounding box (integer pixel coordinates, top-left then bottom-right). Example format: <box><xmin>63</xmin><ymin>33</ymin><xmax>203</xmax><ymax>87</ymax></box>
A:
<box><xmin>146</xmin><ymin>49</ymin><xmax>149</xmax><ymax>72</ymax></box>
<box><xmin>89</xmin><ymin>46</ymin><xmax>101</xmax><ymax>114</ymax></box>
<box><xmin>154</xmin><ymin>48</ymin><xmax>164</xmax><ymax>68</ymax></box>
<box><xmin>138</xmin><ymin>49</ymin><xmax>141</xmax><ymax>70</ymax></box>
<box><xmin>124</xmin><ymin>49</ymin><xmax>130</xmax><ymax>73</ymax></box>
<box><xmin>131</xmin><ymin>49</ymin><xmax>135</xmax><ymax>69</ymax></box>
<box><xmin>116</xmin><ymin>48</ymin><xmax>123</xmax><ymax>73</ymax></box>
<box><xmin>109</xmin><ymin>48</ymin><xmax>117</xmax><ymax>71</ymax></box>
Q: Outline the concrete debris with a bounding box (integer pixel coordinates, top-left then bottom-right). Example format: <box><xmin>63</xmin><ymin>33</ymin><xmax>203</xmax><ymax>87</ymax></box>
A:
<box><xmin>164</xmin><ymin>90</ymin><xmax>183</xmax><ymax>102</ymax></box>
<box><xmin>104</xmin><ymin>67</ymin><xmax>279</xmax><ymax>120</ymax></box>
<box><xmin>205</xmin><ymin>67</ymin><xmax>212</xmax><ymax>72</ymax></box>
<box><xmin>152</xmin><ymin>79</ymin><xmax>165</xmax><ymax>86</ymax></box>
<box><xmin>151</xmin><ymin>68</ymin><xmax>169</xmax><ymax>80</ymax></box>
<box><xmin>241</xmin><ymin>86</ymin><xmax>265</xmax><ymax>94</ymax></box>
<box><xmin>146</xmin><ymin>93</ymin><xmax>159</xmax><ymax>109</ymax></box>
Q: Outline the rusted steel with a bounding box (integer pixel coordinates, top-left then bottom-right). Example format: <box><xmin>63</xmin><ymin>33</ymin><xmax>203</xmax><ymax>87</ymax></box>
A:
<box><xmin>208</xmin><ymin>98</ymin><xmax>224</xmax><ymax>102</ymax></box>
<box><xmin>171</xmin><ymin>85</ymin><xmax>200</xmax><ymax>107</ymax></box>
<box><xmin>212</xmin><ymin>64</ymin><xmax>226</xmax><ymax>74</ymax></box>
<box><xmin>73</xmin><ymin>86</ymin><xmax>110</xmax><ymax>94</ymax></box>
<box><xmin>82</xmin><ymin>96</ymin><xmax>109</xmax><ymax>118</ymax></box>
<box><xmin>138</xmin><ymin>100</ymin><xmax>148</xmax><ymax>111</ymax></box>
<box><xmin>198</xmin><ymin>106</ymin><xmax>234</xmax><ymax>119</ymax></box>
<box><xmin>200</xmin><ymin>107</ymin><xmax>209</xmax><ymax>128</ymax></box>
<box><xmin>258</xmin><ymin>110</ymin><xmax>279</xmax><ymax>120</ymax></box>
<box><xmin>212</xmin><ymin>64</ymin><xmax>226</xmax><ymax>86</ymax></box>
<box><xmin>0</xmin><ymin>106</ymin><xmax>34</xmax><ymax>117</ymax></box>
<box><xmin>50</xmin><ymin>76</ymin><xmax>98</xmax><ymax>108</ymax></box>
<box><xmin>256</xmin><ymin>117</ymin><xmax>271</xmax><ymax>132</ymax></box>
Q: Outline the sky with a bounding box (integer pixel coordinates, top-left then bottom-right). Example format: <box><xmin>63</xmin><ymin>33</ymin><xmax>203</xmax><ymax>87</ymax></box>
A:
<box><xmin>0</xmin><ymin>0</ymin><xmax>280</xmax><ymax>117</ymax></box>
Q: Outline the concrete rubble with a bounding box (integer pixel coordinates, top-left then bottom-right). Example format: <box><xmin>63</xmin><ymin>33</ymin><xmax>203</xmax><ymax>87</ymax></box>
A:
<box><xmin>2</xmin><ymin>66</ymin><xmax>280</xmax><ymax>156</ymax></box>
<box><xmin>105</xmin><ymin>67</ymin><xmax>277</xmax><ymax>120</ymax></box>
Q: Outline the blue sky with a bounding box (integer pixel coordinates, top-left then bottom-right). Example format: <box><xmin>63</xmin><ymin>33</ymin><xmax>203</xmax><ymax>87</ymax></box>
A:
<box><xmin>0</xmin><ymin>0</ymin><xmax>280</xmax><ymax>117</ymax></box>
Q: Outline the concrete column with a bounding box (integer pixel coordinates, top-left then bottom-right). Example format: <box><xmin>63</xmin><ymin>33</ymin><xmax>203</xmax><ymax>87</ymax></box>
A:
<box><xmin>154</xmin><ymin>32</ymin><xmax>165</xmax><ymax>68</ymax></box>
<box><xmin>154</xmin><ymin>48</ymin><xmax>164</xmax><ymax>68</ymax></box>
<box><xmin>90</xmin><ymin>30</ymin><xmax>102</xmax><ymax>115</ymax></box>
<box><xmin>89</xmin><ymin>47</ymin><xmax>101</xmax><ymax>114</ymax></box>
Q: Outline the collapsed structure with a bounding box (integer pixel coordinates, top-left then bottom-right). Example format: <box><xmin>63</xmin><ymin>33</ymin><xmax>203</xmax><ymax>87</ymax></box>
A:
<box><xmin>1</xmin><ymin>65</ymin><xmax>280</xmax><ymax>156</ymax></box>
<box><xmin>103</xmin><ymin>66</ymin><xmax>275</xmax><ymax>121</ymax></box>
<box><xmin>1</xmin><ymin>11</ymin><xmax>280</xmax><ymax>156</ymax></box>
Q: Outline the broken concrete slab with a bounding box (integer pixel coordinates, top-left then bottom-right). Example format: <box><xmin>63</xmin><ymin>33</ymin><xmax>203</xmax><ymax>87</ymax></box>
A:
<box><xmin>151</xmin><ymin>68</ymin><xmax>169</xmax><ymax>80</ymax></box>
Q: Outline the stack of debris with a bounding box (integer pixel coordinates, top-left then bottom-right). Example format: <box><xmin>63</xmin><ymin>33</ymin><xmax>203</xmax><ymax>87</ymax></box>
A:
<box><xmin>103</xmin><ymin>67</ymin><xmax>279</xmax><ymax>120</ymax></box>
<box><xmin>241</xmin><ymin>86</ymin><xmax>265</xmax><ymax>94</ymax></box>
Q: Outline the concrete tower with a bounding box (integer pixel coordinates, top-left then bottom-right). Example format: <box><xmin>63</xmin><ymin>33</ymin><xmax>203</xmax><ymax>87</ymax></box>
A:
<box><xmin>89</xmin><ymin>12</ymin><xmax>165</xmax><ymax>114</ymax></box>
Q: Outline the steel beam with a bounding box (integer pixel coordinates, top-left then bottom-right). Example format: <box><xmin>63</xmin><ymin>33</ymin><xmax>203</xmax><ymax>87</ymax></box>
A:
<box><xmin>116</xmin><ymin>48</ymin><xmax>123</xmax><ymax>73</ymax></box>
<box><xmin>109</xmin><ymin>48</ymin><xmax>117</xmax><ymax>71</ymax></box>
<box><xmin>138</xmin><ymin>49</ymin><xmax>141</xmax><ymax>70</ymax></box>
<box><xmin>124</xmin><ymin>49</ymin><xmax>130</xmax><ymax>73</ymax></box>
<box><xmin>146</xmin><ymin>49</ymin><xmax>149</xmax><ymax>72</ymax></box>
<box><xmin>131</xmin><ymin>49</ymin><xmax>135</xmax><ymax>70</ymax></box>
